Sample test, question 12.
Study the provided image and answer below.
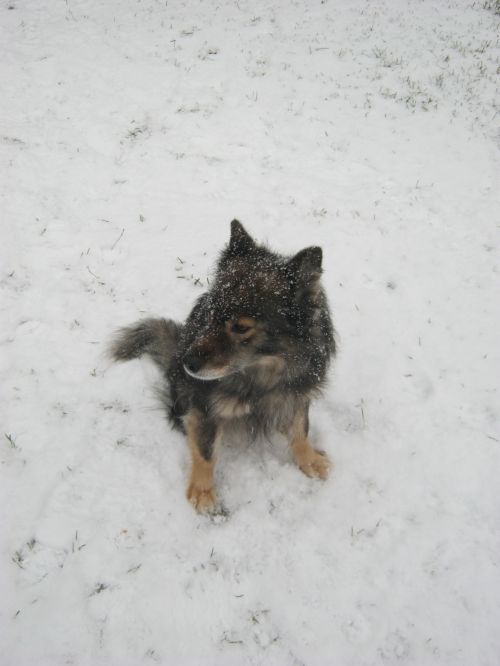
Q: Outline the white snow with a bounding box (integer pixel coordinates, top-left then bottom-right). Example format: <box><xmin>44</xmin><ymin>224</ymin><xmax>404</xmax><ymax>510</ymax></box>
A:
<box><xmin>1</xmin><ymin>0</ymin><xmax>499</xmax><ymax>664</ymax></box>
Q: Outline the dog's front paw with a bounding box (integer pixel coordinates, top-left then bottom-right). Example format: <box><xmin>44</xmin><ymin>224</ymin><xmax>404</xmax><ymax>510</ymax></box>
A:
<box><xmin>187</xmin><ymin>484</ymin><xmax>218</xmax><ymax>513</ymax></box>
<box><xmin>297</xmin><ymin>449</ymin><xmax>331</xmax><ymax>480</ymax></box>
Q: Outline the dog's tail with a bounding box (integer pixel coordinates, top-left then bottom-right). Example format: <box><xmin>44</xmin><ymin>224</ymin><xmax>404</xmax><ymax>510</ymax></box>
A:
<box><xmin>109</xmin><ymin>318</ymin><xmax>181</xmax><ymax>375</ymax></box>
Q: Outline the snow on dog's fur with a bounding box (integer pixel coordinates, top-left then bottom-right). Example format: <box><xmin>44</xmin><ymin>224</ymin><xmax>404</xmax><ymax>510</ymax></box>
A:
<box><xmin>110</xmin><ymin>220</ymin><xmax>336</xmax><ymax>512</ymax></box>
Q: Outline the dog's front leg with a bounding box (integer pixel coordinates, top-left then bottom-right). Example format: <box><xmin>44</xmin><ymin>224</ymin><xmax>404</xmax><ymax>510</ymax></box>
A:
<box><xmin>184</xmin><ymin>408</ymin><xmax>220</xmax><ymax>512</ymax></box>
<box><xmin>288</xmin><ymin>402</ymin><xmax>331</xmax><ymax>480</ymax></box>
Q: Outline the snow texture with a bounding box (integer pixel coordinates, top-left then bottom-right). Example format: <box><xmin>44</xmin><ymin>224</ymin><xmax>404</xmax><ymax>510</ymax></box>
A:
<box><xmin>1</xmin><ymin>0</ymin><xmax>499</xmax><ymax>664</ymax></box>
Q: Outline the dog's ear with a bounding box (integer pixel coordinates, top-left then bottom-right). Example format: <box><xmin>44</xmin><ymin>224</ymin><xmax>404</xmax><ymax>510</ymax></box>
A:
<box><xmin>287</xmin><ymin>246</ymin><xmax>323</xmax><ymax>284</ymax></box>
<box><xmin>229</xmin><ymin>219</ymin><xmax>256</xmax><ymax>255</ymax></box>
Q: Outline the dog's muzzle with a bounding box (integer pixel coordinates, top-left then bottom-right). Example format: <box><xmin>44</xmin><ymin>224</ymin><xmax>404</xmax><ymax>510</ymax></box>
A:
<box><xmin>183</xmin><ymin>351</ymin><xmax>229</xmax><ymax>381</ymax></box>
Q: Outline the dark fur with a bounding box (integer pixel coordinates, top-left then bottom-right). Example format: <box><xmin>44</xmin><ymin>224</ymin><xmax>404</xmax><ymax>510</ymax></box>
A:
<box><xmin>109</xmin><ymin>220</ymin><xmax>335</xmax><ymax>506</ymax></box>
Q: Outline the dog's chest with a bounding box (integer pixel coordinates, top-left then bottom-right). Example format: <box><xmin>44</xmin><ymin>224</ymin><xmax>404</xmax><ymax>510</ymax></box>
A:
<box><xmin>210</xmin><ymin>389</ymin><xmax>297</xmax><ymax>432</ymax></box>
<box><xmin>211</xmin><ymin>394</ymin><xmax>252</xmax><ymax>419</ymax></box>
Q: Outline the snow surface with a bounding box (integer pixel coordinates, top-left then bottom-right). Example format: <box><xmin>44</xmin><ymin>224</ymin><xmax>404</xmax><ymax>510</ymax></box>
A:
<box><xmin>1</xmin><ymin>0</ymin><xmax>499</xmax><ymax>664</ymax></box>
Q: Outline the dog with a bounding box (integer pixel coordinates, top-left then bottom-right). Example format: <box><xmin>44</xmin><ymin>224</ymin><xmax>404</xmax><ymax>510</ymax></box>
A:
<box><xmin>109</xmin><ymin>220</ymin><xmax>336</xmax><ymax>512</ymax></box>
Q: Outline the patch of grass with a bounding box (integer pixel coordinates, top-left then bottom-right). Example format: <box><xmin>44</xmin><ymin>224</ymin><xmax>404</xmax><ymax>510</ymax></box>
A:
<box><xmin>432</xmin><ymin>73</ymin><xmax>445</xmax><ymax>89</ymax></box>
<box><xmin>126</xmin><ymin>125</ymin><xmax>148</xmax><ymax>139</ymax></box>
<box><xmin>89</xmin><ymin>582</ymin><xmax>109</xmax><ymax>596</ymax></box>
<box><xmin>373</xmin><ymin>46</ymin><xmax>403</xmax><ymax>68</ymax></box>
<box><xmin>483</xmin><ymin>0</ymin><xmax>500</xmax><ymax>15</ymax></box>
<box><xmin>12</xmin><ymin>550</ymin><xmax>25</xmax><ymax>569</ymax></box>
<box><xmin>4</xmin><ymin>433</ymin><xmax>18</xmax><ymax>449</ymax></box>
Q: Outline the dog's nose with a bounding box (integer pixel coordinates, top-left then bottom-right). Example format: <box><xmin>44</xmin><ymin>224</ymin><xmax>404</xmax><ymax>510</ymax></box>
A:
<box><xmin>183</xmin><ymin>351</ymin><xmax>206</xmax><ymax>374</ymax></box>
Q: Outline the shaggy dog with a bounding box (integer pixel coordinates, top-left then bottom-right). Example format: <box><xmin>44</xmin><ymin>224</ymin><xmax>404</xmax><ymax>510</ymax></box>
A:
<box><xmin>109</xmin><ymin>220</ymin><xmax>335</xmax><ymax>512</ymax></box>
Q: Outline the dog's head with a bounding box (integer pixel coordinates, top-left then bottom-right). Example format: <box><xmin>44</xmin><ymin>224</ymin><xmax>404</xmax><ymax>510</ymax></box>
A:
<box><xmin>182</xmin><ymin>220</ymin><xmax>325</xmax><ymax>382</ymax></box>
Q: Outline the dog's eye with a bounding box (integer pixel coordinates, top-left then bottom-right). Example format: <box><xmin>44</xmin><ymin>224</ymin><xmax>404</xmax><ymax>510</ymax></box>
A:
<box><xmin>231</xmin><ymin>323</ymin><xmax>251</xmax><ymax>335</ymax></box>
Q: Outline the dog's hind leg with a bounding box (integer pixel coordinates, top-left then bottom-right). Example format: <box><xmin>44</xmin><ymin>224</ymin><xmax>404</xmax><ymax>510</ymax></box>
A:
<box><xmin>184</xmin><ymin>408</ymin><xmax>221</xmax><ymax>513</ymax></box>
<box><xmin>287</xmin><ymin>402</ymin><xmax>331</xmax><ymax>480</ymax></box>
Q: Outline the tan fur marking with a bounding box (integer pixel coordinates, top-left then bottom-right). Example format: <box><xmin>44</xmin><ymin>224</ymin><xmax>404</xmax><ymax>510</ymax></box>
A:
<box><xmin>236</xmin><ymin>316</ymin><xmax>256</xmax><ymax>328</ymax></box>
<box><xmin>225</xmin><ymin>317</ymin><xmax>257</xmax><ymax>341</ymax></box>
<box><xmin>254</xmin><ymin>355</ymin><xmax>285</xmax><ymax>371</ymax></box>
<box><xmin>212</xmin><ymin>396</ymin><xmax>252</xmax><ymax>419</ymax></box>
<box><xmin>251</xmin><ymin>355</ymin><xmax>286</xmax><ymax>389</ymax></box>
<box><xmin>184</xmin><ymin>409</ymin><xmax>220</xmax><ymax>512</ymax></box>
<box><xmin>288</xmin><ymin>408</ymin><xmax>331</xmax><ymax>480</ymax></box>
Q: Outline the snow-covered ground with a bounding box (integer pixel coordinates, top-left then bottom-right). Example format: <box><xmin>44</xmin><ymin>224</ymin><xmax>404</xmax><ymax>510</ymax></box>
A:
<box><xmin>1</xmin><ymin>0</ymin><xmax>499</xmax><ymax>664</ymax></box>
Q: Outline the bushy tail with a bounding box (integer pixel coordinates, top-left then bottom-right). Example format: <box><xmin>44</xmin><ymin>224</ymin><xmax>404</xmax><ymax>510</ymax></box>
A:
<box><xmin>109</xmin><ymin>318</ymin><xmax>181</xmax><ymax>375</ymax></box>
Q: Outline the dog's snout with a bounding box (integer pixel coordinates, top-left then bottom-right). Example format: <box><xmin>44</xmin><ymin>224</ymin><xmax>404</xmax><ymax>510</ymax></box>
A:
<box><xmin>183</xmin><ymin>350</ymin><xmax>207</xmax><ymax>374</ymax></box>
